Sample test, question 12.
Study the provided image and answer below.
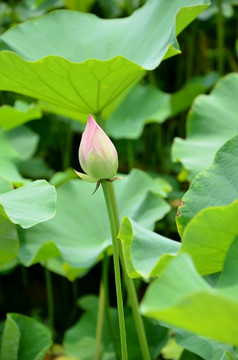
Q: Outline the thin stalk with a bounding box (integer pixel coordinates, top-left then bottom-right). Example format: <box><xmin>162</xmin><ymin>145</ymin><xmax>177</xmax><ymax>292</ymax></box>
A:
<box><xmin>95</xmin><ymin>276</ymin><xmax>105</xmax><ymax>360</ymax></box>
<box><xmin>20</xmin><ymin>265</ymin><xmax>29</xmax><ymax>288</ymax></box>
<box><xmin>102</xmin><ymin>255</ymin><xmax>120</xmax><ymax>360</ymax></box>
<box><xmin>217</xmin><ymin>0</ymin><xmax>224</xmax><ymax>74</ymax></box>
<box><xmin>72</xmin><ymin>280</ymin><xmax>78</xmax><ymax>302</ymax></box>
<box><xmin>127</xmin><ymin>140</ymin><xmax>134</xmax><ymax>171</ymax></box>
<box><xmin>63</xmin><ymin>118</ymin><xmax>73</xmax><ymax>170</ymax></box>
<box><xmin>44</xmin><ymin>265</ymin><xmax>54</xmax><ymax>335</ymax></box>
<box><xmin>107</xmin><ymin>182</ymin><xmax>151</xmax><ymax>360</ymax></box>
<box><xmin>101</xmin><ymin>181</ymin><xmax>128</xmax><ymax>360</ymax></box>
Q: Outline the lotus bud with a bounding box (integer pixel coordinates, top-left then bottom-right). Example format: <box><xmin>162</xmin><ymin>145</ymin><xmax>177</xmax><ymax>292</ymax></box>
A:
<box><xmin>74</xmin><ymin>114</ymin><xmax>118</xmax><ymax>184</ymax></box>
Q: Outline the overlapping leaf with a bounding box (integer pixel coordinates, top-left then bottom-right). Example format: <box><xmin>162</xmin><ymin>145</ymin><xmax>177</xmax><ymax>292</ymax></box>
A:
<box><xmin>118</xmin><ymin>217</ymin><xmax>180</xmax><ymax>278</ymax></box>
<box><xmin>106</xmin><ymin>84</ymin><xmax>171</xmax><ymax>139</ymax></box>
<box><xmin>18</xmin><ymin>170</ymin><xmax>170</xmax><ymax>278</ymax></box>
<box><xmin>0</xmin><ymin>0</ymin><xmax>209</xmax><ymax>120</ymax></box>
<box><xmin>119</xmin><ymin>201</ymin><xmax>238</xmax><ymax>278</ymax></box>
<box><xmin>0</xmin><ymin>101</ymin><xmax>41</xmax><ymax>130</ymax></box>
<box><xmin>63</xmin><ymin>295</ymin><xmax>168</xmax><ymax>360</ymax></box>
<box><xmin>176</xmin><ymin>135</ymin><xmax>238</xmax><ymax>235</ymax></box>
<box><xmin>0</xmin><ymin>313</ymin><xmax>52</xmax><ymax>360</ymax></box>
<box><xmin>172</xmin><ymin>73</ymin><xmax>238</xmax><ymax>180</ymax></box>
<box><xmin>140</xmin><ymin>238</ymin><xmax>238</xmax><ymax>346</ymax></box>
<box><xmin>0</xmin><ymin>179</ymin><xmax>56</xmax><ymax>228</ymax></box>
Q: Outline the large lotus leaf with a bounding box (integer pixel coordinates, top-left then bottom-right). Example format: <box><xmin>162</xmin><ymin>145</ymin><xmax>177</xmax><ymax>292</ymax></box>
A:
<box><xmin>176</xmin><ymin>135</ymin><xmax>238</xmax><ymax>236</ymax></box>
<box><xmin>0</xmin><ymin>313</ymin><xmax>52</xmax><ymax>360</ymax></box>
<box><xmin>172</xmin><ymin>73</ymin><xmax>238</xmax><ymax>180</ymax></box>
<box><xmin>18</xmin><ymin>169</ymin><xmax>170</xmax><ymax>275</ymax></box>
<box><xmin>118</xmin><ymin>217</ymin><xmax>180</xmax><ymax>278</ymax></box>
<box><xmin>141</xmin><ymin>238</ymin><xmax>238</xmax><ymax>346</ymax></box>
<box><xmin>0</xmin><ymin>101</ymin><xmax>41</xmax><ymax>130</ymax></box>
<box><xmin>0</xmin><ymin>180</ymin><xmax>56</xmax><ymax>228</ymax></box>
<box><xmin>106</xmin><ymin>84</ymin><xmax>171</xmax><ymax>140</ymax></box>
<box><xmin>0</xmin><ymin>0</ymin><xmax>209</xmax><ymax>120</ymax></box>
<box><xmin>174</xmin><ymin>328</ymin><xmax>234</xmax><ymax>360</ymax></box>
<box><xmin>119</xmin><ymin>201</ymin><xmax>238</xmax><ymax>279</ymax></box>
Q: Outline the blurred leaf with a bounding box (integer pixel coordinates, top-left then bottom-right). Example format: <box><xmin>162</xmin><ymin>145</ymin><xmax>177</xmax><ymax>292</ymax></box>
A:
<box><xmin>0</xmin><ymin>177</ymin><xmax>13</xmax><ymax>194</ymax></box>
<box><xmin>19</xmin><ymin>158</ymin><xmax>54</xmax><ymax>179</ymax></box>
<box><xmin>0</xmin><ymin>101</ymin><xmax>41</xmax><ymax>131</ymax></box>
<box><xmin>0</xmin><ymin>160</ymin><xmax>27</xmax><ymax>187</ymax></box>
<box><xmin>0</xmin><ymin>0</ymin><xmax>209</xmax><ymax>120</ymax></box>
<box><xmin>7</xmin><ymin>126</ymin><xmax>39</xmax><ymax>161</ymax></box>
<box><xmin>172</xmin><ymin>74</ymin><xmax>238</xmax><ymax>180</ymax></box>
<box><xmin>141</xmin><ymin>238</ymin><xmax>238</xmax><ymax>346</ymax></box>
<box><xmin>0</xmin><ymin>313</ymin><xmax>52</xmax><ymax>360</ymax></box>
<box><xmin>0</xmin><ymin>216</ymin><xmax>18</xmax><ymax>270</ymax></box>
<box><xmin>0</xmin><ymin>129</ymin><xmax>19</xmax><ymax>163</ymax></box>
<box><xmin>18</xmin><ymin>169</ymin><xmax>170</xmax><ymax>278</ymax></box>
<box><xmin>161</xmin><ymin>337</ymin><xmax>184</xmax><ymax>359</ymax></box>
<box><xmin>220</xmin><ymin>351</ymin><xmax>237</xmax><ymax>360</ymax></box>
<box><xmin>49</xmin><ymin>168</ymin><xmax>77</xmax><ymax>187</ymax></box>
<box><xmin>64</xmin><ymin>296</ymin><xmax>168</xmax><ymax>360</ymax></box>
<box><xmin>106</xmin><ymin>84</ymin><xmax>171</xmax><ymax>139</ymax></box>
<box><xmin>179</xmin><ymin>350</ymin><xmax>203</xmax><ymax>359</ymax></box>
<box><xmin>175</xmin><ymin>328</ymin><xmax>234</xmax><ymax>360</ymax></box>
<box><xmin>198</xmin><ymin>0</ymin><xmax>238</xmax><ymax>20</ymax></box>
<box><xmin>176</xmin><ymin>135</ymin><xmax>238</xmax><ymax>235</ymax></box>
<box><xmin>0</xmin><ymin>180</ymin><xmax>56</xmax><ymax>228</ymax></box>
<box><xmin>64</xmin><ymin>0</ymin><xmax>96</xmax><ymax>11</ymax></box>
<box><xmin>170</xmin><ymin>72</ymin><xmax>219</xmax><ymax>117</ymax></box>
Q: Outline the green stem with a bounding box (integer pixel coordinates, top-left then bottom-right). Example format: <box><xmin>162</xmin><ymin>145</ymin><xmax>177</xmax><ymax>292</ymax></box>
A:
<box><xmin>107</xmin><ymin>182</ymin><xmax>151</xmax><ymax>360</ymax></box>
<box><xmin>127</xmin><ymin>140</ymin><xmax>134</xmax><ymax>171</ymax></box>
<box><xmin>101</xmin><ymin>181</ymin><xmax>128</xmax><ymax>360</ymax></box>
<box><xmin>217</xmin><ymin>0</ymin><xmax>224</xmax><ymax>74</ymax></box>
<box><xmin>102</xmin><ymin>255</ymin><xmax>120</xmax><ymax>360</ymax></box>
<box><xmin>63</xmin><ymin>118</ymin><xmax>73</xmax><ymax>170</ymax></box>
<box><xmin>95</xmin><ymin>275</ymin><xmax>105</xmax><ymax>360</ymax></box>
<box><xmin>20</xmin><ymin>265</ymin><xmax>29</xmax><ymax>288</ymax></box>
<box><xmin>44</xmin><ymin>265</ymin><xmax>54</xmax><ymax>335</ymax></box>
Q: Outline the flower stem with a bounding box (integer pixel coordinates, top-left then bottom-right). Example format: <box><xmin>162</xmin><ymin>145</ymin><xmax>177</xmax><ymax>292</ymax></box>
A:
<box><xmin>217</xmin><ymin>0</ymin><xmax>224</xmax><ymax>74</ymax></box>
<box><xmin>102</xmin><ymin>255</ymin><xmax>120</xmax><ymax>360</ymax></box>
<box><xmin>101</xmin><ymin>180</ymin><xmax>128</xmax><ymax>360</ymax></box>
<box><xmin>107</xmin><ymin>182</ymin><xmax>151</xmax><ymax>360</ymax></box>
<box><xmin>95</xmin><ymin>275</ymin><xmax>105</xmax><ymax>360</ymax></box>
<box><xmin>44</xmin><ymin>264</ymin><xmax>54</xmax><ymax>335</ymax></box>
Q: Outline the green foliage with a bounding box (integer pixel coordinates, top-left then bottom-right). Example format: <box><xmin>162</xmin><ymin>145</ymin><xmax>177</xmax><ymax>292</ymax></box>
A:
<box><xmin>0</xmin><ymin>180</ymin><xmax>56</xmax><ymax>228</ymax></box>
<box><xmin>18</xmin><ymin>169</ymin><xmax>170</xmax><ymax>279</ymax></box>
<box><xmin>0</xmin><ymin>101</ymin><xmax>41</xmax><ymax>130</ymax></box>
<box><xmin>176</xmin><ymin>135</ymin><xmax>238</xmax><ymax>235</ymax></box>
<box><xmin>1</xmin><ymin>0</ymin><xmax>238</xmax><ymax>358</ymax></box>
<box><xmin>0</xmin><ymin>0</ymin><xmax>209</xmax><ymax>120</ymax></box>
<box><xmin>0</xmin><ymin>313</ymin><xmax>52</xmax><ymax>360</ymax></box>
<box><xmin>63</xmin><ymin>295</ymin><xmax>168</xmax><ymax>360</ymax></box>
<box><xmin>107</xmin><ymin>84</ymin><xmax>171</xmax><ymax>139</ymax></box>
<box><xmin>141</xmin><ymin>238</ymin><xmax>238</xmax><ymax>346</ymax></box>
<box><xmin>172</xmin><ymin>74</ymin><xmax>238</xmax><ymax>180</ymax></box>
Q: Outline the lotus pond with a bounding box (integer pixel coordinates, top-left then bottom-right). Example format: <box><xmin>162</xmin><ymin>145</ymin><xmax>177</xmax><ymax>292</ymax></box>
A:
<box><xmin>0</xmin><ymin>0</ymin><xmax>238</xmax><ymax>359</ymax></box>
